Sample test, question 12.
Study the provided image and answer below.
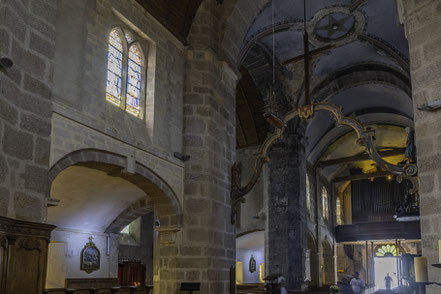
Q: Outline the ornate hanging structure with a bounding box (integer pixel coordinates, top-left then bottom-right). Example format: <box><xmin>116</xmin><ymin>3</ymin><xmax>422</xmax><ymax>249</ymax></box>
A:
<box><xmin>230</xmin><ymin>0</ymin><xmax>419</xmax><ymax>224</ymax></box>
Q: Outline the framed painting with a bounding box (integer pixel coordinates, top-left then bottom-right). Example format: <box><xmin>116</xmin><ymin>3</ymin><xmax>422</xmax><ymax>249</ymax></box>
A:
<box><xmin>81</xmin><ymin>237</ymin><xmax>100</xmax><ymax>273</ymax></box>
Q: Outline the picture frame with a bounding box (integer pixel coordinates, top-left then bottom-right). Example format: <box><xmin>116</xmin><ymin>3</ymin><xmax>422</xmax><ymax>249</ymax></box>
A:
<box><xmin>81</xmin><ymin>237</ymin><xmax>100</xmax><ymax>273</ymax></box>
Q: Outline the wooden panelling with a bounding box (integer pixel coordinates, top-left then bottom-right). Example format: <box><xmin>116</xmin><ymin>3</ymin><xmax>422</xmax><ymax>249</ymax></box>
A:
<box><xmin>0</xmin><ymin>216</ymin><xmax>55</xmax><ymax>294</ymax></box>
<box><xmin>335</xmin><ymin>221</ymin><xmax>421</xmax><ymax>242</ymax></box>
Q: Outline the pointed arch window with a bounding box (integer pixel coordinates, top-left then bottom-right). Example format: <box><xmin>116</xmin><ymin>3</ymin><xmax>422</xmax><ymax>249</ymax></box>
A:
<box><xmin>105</xmin><ymin>28</ymin><xmax>145</xmax><ymax>118</ymax></box>
<box><xmin>322</xmin><ymin>186</ymin><xmax>329</xmax><ymax>221</ymax></box>
<box><xmin>306</xmin><ymin>174</ymin><xmax>311</xmax><ymax>214</ymax></box>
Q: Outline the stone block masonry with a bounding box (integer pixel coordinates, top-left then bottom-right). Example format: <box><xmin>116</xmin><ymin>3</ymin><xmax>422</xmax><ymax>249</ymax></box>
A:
<box><xmin>403</xmin><ymin>0</ymin><xmax>441</xmax><ymax>293</ymax></box>
<box><xmin>0</xmin><ymin>0</ymin><xmax>57</xmax><ymax>222</ymax></box>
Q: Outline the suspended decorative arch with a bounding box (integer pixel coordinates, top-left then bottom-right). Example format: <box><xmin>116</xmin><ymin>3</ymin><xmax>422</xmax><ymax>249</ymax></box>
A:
<box><xmin>105</xmin><ymin>28</ymin><xmax>145</xmax><ymax>118</ymax></box>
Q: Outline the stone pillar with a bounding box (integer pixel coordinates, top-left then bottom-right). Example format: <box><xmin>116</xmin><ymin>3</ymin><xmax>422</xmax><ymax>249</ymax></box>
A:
<box><xmin>0</xmin><ymin>0</ymin><xmax>56</xmax><ymax>292</ymax></box>
<box><xmin>152</xmin><ymin>2</ymin><xmax>240</xmax><ymax>293</ymax></box>
<box><xmin>0</xmin><ymin>0</ymin><xmax>56</xmax><ymax>223</ymax></box>
<box><xmin>402</xmin><ymin>1</ymin><xmax>441</xmax><ymax>292</ymax></box>
<box><xmin>176</xmin><ymin>44</ymin><xmax>238</xmax><ymax>292</ymax></box>
<box><xmin>266</xmin><ymin>131</ymin><xmax>308</xmax><ymax>291</ymax></box>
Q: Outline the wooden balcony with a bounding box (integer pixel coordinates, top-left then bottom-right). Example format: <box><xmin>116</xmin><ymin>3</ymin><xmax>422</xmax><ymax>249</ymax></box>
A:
<box><xmin>335</xmin><ymin>221</ymin><xmax>421</xmax><ymax>242</ymax></box>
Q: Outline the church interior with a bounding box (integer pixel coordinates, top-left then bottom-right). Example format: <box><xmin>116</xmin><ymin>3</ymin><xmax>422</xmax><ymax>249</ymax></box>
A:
<box><xmin>0</xmin><ymin>0</ymin><xmax>441</xmax><ymax>293</ymax></box>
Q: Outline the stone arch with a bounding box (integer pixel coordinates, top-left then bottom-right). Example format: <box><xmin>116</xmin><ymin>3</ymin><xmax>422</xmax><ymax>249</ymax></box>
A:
<box><xmin>48</xmin><ymin>148</ymin><xmax>183</xmax><ymax>228</ymax></box>
<box><xmin>321</xmin><ymin>239</ymin><xmax>335</xmax><ymax>286</ymax></box>
<box><xmin>307</xmin><ymin>232</ymin><xmax>320</xmax><ymax>288</ymax></box>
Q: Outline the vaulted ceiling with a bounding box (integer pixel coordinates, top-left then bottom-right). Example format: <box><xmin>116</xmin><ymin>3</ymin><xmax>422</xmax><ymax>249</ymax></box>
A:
<box><xmin>235</xmin><ymin>0</ymin><xmax>413</xmax><ymax>181</ymax></box>
<box><xmin>135</xmin><ymin>0</ymin><xmax>203</xmax><ymax>44</ymax></box>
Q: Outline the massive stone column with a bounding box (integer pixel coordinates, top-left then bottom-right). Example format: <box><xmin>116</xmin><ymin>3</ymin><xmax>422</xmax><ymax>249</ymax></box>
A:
<box><xmin>266</xmin><ymin>130</ymin><xmax>308</xmax><ymax>290</ymax></box>
<box><xmin>0</xmin><ymin>0</ymin><xmax>57</xmax><ymax>293</ymax></box>
<box><xmin>403</xmin><ymin>1</ymin><xmax>441</xmax><ymax>292</ymax></box>
<box><xmin>163</xmin><ymin>1</ymin><xmax>239</xmax><ymax>293</ymax></box>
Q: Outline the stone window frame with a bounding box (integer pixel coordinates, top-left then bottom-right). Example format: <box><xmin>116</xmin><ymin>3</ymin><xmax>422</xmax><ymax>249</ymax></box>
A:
<box><xmin>105</xmin><ymin>26</ymin><xmax>148</xmax><ymax>120</ymax></box>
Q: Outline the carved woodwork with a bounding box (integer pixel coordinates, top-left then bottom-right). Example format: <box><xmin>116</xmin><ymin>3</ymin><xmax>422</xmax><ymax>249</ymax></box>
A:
<box><xmin>0</xmin><ymin>215</ymin><xmax>56</xmax><ymax>294</ymax></box>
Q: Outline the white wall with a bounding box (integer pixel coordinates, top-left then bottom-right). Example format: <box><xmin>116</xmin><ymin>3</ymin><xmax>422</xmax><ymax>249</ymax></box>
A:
<box><xmin>46</xmin><ymin>242</ymin><xmax>67</xmax><ymax>288</ymax></box>
<box><xmin>237</xmin><ymin>248</ymin><xmax>264</xmax><ymax>284</ymax></box>
<box><xmin>50</xmin><ymin>228</ymin><xmax>118</xmax><ymax>279</ymax></box>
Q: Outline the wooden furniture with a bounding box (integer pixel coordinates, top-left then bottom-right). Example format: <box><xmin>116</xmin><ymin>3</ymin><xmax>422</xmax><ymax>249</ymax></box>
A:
<box><xmin>0</xmin><ymin>215</ymin><xmax>56</xmax><ymax>294</ymax></box>
<box><xmin>118</xmin><ymin>260</ymin><xmax>146</xmax><ymax>286</ymax></box>
<box><xmin>66</xmin><ymin>279</ymin><xmax>119</xmax><ymax>289</ymax></box>
<box><xmin>44</xmin><ymin>286</ymin><xmax>153</xmax><ymax>294</ymax></box>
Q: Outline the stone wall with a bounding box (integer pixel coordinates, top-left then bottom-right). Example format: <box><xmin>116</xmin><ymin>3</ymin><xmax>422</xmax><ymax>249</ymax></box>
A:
<box><xmin>50</xmin><ymin>0</ymin><xmax>186</xmax><ymax>199</ymax></box>
<box><xmin>0</xmin><ymin>0</ymin><xmax>57</xmax><ymax>222</ymax></box>
<box><xmin>403</xmin><ymin>0</ymin><xmax>441</xmax><ymax>292</ymax></box>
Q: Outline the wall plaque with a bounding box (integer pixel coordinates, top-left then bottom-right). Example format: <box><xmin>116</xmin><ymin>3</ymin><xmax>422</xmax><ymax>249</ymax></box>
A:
<box><xmin>249</xmin><ymin>255</ymin><xmax>256</xmax><ymax>273</ymax></box>
<box><xmin>81</xmin><ymin>236</ymin><xmax>100</xmax><ymax>273</ymax></box>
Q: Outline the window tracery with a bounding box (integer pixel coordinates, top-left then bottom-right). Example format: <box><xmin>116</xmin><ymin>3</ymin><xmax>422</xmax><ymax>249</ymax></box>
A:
<box><xmin>105</xmin><ymin>28</ymin><xmax>145</xmax><ymax>118</ymax></box>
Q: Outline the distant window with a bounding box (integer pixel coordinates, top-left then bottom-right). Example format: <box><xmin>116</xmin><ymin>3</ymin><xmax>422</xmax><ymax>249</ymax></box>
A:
<box><xmin>322</xmin><ymin>186</ymin><xmax>329</xmax><ymax>221</ymax></box>
<box><xmin>376</xmin><ymin>245</ymin><xmax>398</xmax><ymax>257</ymax></box>
<box><xmin>336</xmin><ymin>197</ymin><xmax>342</xmax><ymax>225</ymax></box>
<box><xmin>105</xmin><ymin>28</ymin><xmax>145</xmax><ymax>118</ymax></box>
<box><xmin>306</xmin><ymin>174</ymin><xmax>311</xmax><ymax>213</ymax></box>
<box><xmin>120</xmin><ymin>224</ymin><xmax>130</xmax><ymax>234</ymax></box>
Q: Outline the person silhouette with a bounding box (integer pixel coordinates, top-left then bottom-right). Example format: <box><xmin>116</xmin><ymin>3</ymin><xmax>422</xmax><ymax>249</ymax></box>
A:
<box><xmin>350</xmin><ymin>272</ymin><xmax>366</xmax><ymax>294</ymax></box>
<box><xmin>385</xmin><ymin>273</ymin><xmax>393</xmax><ymax>291</ymax></box>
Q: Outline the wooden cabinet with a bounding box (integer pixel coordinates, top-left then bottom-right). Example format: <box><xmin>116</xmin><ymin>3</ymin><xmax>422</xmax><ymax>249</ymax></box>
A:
<box><xmin>0</xmin><ymin>216</ymin><xmax>55</xmax><ymax>294</ymax></box>
<box><xmin>118</xmin><ymin>261</ymin><xmax>146</xmax><ymax>287</ymax></box>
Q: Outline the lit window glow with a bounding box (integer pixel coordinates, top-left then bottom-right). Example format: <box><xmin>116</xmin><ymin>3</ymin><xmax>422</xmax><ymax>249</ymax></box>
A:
<box><xmin>105</xmin><ymin>28</ymin><xmax>144</xmax><ymax>118</ymax></box>
<box><xmin>376</xmin><ymin>245</ymin><xmax>398</xmax><ymax>257</ymax></box>
<box><xmin>322</xmin><ymin>187</ymin><xmax>329</xmax><ymax>221</ymax></box>
<box><xmin>126</xmin><ymin>45</ymin><xmax>143</xmax><ymax>117</ymax></box>
<box><xmin>306</xmin><ymin>174</ymin><xmax>311</xmax><ymax>213</ymax></box>
<box><xmin>105</xmin><ymin>29</ymin><xmax>123</xmax><ymax>107</ymax></box>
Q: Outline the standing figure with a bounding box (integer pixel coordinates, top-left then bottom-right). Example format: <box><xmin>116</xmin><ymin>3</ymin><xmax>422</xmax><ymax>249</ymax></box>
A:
<box><xmin>350</xmin><ymin>272</ymin><xmax>366</xmax><ymax>294</ymax></box>
<box><xmin>385</xmin><ymin>273</ymin><xmax>393</xmax><ymax>291</ymax></box>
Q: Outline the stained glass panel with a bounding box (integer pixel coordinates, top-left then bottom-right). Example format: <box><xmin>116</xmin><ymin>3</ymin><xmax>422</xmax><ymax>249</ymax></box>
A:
<box><xmin>106</xmin><ymin>29</ymin><xmax>123</xmax><ymax>106</ymax></box>
<box><xmin>126</xmin><ymin>45</ymin><xmax>143</xmax><ymax>116</ymax></box>
<box><xmin>376</xmin><ymin>245</ymin><xmax>397</xmax><ymax>257</ymax></box>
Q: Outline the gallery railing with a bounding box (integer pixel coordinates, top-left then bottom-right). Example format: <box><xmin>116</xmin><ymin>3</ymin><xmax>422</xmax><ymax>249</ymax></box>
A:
<box><xmin>44</xmin><ymin>285</ymin><xmax>153</xmax><ymax>294</ymax></box>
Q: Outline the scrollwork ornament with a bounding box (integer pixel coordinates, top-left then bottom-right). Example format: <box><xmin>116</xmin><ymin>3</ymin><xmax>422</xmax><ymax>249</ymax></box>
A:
<box><xmin>230</xmin><ymin>102</ymin><xmax>420</xmax><ymax>224</ymax></box>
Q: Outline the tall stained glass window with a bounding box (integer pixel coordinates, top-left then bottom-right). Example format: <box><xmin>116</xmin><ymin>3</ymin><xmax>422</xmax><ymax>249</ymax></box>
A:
<box><xmin>322</xmin><ymin>186</ymin><xmax>329</xmax><ymax>221</ymax></box>
<box><xmin>306</xmin><ymin>174</ymin><xmax>311</xmax><ymax>214</ymax></box>
<box><xmin>106</xmin><ymin>29</ymin><xmax>123</xmax><ymax>106</ymax></box>
<box><xmin>126</xmin><ymin>45</ymin><xmax>143</xmax><ymax>117</ymax></box>
<box><xmin>105</xmin><ymin>28</ymin><xmax>145</xmax><ymax>118</ymax></box>
<box><xmin>336</xmin><ymin>197</ymin><xmax>342</xmax><ymax>225</ymax></box>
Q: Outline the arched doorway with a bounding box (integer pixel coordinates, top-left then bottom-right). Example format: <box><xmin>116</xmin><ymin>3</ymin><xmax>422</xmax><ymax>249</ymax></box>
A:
<box><xmin>322</xmin><ymin>239</ymin><xmax>335</xmax><ymax>286</ymax></box>
<box><xmin>45</xmin><ymin>149</ymin><xmax>182</xmax><ymax>291</ymax></box>
<box><xmin>307</xmin><ymin>233</ymin><xmax>319</xmax><ymax>288</ymax></box>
